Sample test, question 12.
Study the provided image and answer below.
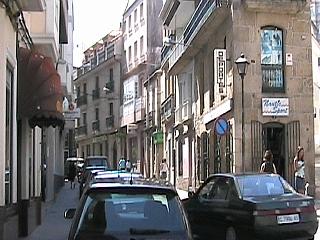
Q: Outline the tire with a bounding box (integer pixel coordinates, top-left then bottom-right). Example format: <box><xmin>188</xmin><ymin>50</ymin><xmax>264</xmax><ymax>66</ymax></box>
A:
<box><xmin>225</xmin><ymin>226</ymin><xmax>238</xmax><ymax>240</ymax></box>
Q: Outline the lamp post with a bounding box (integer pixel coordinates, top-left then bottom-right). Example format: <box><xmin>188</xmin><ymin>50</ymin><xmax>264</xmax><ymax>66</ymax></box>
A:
<box><xmin>235</xmin><ymin>53</ymin><xmax>250</xmax><ymax>173</ymax></box>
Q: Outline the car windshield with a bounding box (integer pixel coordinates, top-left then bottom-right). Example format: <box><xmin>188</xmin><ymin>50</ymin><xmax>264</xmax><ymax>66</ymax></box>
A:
<box><xmin>236</xmin><ymin>175</ymin><xmax>295</xmax><ymax>197</ymax></box>
<box><xmin>76</xmin><ymin>189</ymin><xmax>187</xmax><ymax>237</ymax></box>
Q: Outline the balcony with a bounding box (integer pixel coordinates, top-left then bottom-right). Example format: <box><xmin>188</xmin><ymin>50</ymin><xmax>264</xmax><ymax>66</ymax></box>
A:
<box><xmin>168</xmin><ymin>0</ymin><xmax>230</xmax><ymax>73</ymax></box>
<box><xmin>161</xmin><ymin>94</ymin><xmax>174</xmax><ymax>120</ymax></box>
<box><xmin>161</xmin><ymin>45</ymin><xmax>171</xmax><ymax>63</ymax></box>
<box><xmin>76</xmin><ymin>95</ymin><xmax>87</xmax><ymax>107</ymax></box>
<box><xmin>92</xmin><ymin>89</ymin><xmax>100</xmax><ymax>100</ymax></box>
<box><xmin>76</xmin><ymin>125</ymin><xmax>87</xmax><ymax>136</ymax></box>
<box><xmin>98</xmin><ymin>51</ymin><xmax>106</xmax><ymax>64</ymax></box>
<box><xmin>92</xmin><ymin>120</ymin><xmax>100</xmax><ymax>132</ymax></box>
<box><xmin>106</xmin><ymin>116</ymin><xmax>114</xmax><ymax>129</ymax></box>
<box><xmin>175</xmin><ymin>100</ymin><xmax>192</xmax><ymax>123</ymax></box>
<box><xmin>107</xmin><ymin>44</ymin><xmax>115</xmax><ymax>59</ymax></box>
<box><xmin>244</xmin><ymin>0</ymin><xmax>306</xmax><ymax>14</ymax></box>
<box><xmin>91</xmin><ymin>57</ymin><xmax>97</xmax><ymax>68</ymax></box>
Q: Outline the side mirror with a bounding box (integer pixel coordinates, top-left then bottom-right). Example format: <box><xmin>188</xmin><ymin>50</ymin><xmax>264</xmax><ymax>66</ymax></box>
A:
<box><xmin>64</xmin><ymin>208</ymin><xmax>76</xmax><ymax>219</ymax></box>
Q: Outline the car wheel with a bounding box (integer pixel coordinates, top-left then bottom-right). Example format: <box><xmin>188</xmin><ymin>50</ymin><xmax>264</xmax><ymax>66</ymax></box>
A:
<box><xmin>225</xmin><ymin>226</ymin><xmax>238</xmax><ymax>240</ymax></box>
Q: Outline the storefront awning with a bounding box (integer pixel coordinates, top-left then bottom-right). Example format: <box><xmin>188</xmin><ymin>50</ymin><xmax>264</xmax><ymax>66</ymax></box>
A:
<box><xmin>18</xmin><ymin>47</ymin><xmax>64</xmax><ymax>128</ymax></box>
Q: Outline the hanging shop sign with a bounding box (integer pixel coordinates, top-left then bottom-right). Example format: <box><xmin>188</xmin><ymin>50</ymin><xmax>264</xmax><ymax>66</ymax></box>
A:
<box><xmin>153</xmin><ymin>131</ymin><xmax>164</xmax><ymax>144</ymax></box>
<box><xmin>214</xmin><ymin>49</ymin><xmax>227</xmax><ymax>96</ymax></box>
<box><xmin>262</xmin><ymin>98</ymin><xmax>289</xmax><ymax>116</ymax></box>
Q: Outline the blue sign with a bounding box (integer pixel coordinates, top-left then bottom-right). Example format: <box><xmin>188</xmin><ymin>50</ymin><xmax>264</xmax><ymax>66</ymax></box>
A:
<box><xmin>215</xmin><ymin>117</ymin><xmax>229</xmax><ymax>136</ymax></box>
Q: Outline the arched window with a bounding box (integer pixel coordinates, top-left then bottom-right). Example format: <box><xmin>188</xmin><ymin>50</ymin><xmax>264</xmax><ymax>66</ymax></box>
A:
<box><xmin>260</xmin><ymin>26</ymin><xmax>284</xmax><ymax>92</ymax></box>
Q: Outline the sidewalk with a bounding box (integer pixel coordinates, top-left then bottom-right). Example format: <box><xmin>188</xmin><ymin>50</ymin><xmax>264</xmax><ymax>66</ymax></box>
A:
<box><xmin>19</xmin><ymin>181</ymin><xmax>79</xmax><ymax>240</ymax></box>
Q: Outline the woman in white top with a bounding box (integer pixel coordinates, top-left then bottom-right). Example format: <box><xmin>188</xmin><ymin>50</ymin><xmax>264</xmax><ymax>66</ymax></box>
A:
<box><xmin>294</xmin><ymin>146</ymin><xmax>305</xmax><ymax>194</ymax></box>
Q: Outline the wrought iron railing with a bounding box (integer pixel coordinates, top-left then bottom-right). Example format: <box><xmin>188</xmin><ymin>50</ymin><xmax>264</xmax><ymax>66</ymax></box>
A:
<box><xmin>76</xmin><ymin>125</ymin><xmax>87</xmax><ymax>136</ymax></box>
<box><xmin>106</xmin><ymin>116</ymin><xmax>114</xmax><ymax>128</ymax></box>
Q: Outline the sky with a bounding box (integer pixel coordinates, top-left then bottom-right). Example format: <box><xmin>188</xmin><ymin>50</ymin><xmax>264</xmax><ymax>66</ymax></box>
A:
<box><xmin>73</xmin><ymin>0</ymin><xmax>131</xmax><ymax>67</ymax></box>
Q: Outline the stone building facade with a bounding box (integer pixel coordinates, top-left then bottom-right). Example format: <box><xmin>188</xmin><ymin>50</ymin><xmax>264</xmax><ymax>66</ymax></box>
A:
<box><xmin>160</xmin><ymin>0</ymin><xmax>315</xmax><ymax>193</ymax></box>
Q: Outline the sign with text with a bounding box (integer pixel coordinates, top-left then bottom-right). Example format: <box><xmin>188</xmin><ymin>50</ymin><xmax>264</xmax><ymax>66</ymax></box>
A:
<box><xmin>214</xmin><ymin>49</ymin><xmax>227</xmax><ymax>96</ymax></box>
<box><xmin>262</xmin><ymin>98</ymin><xmax>289</xmax><ymax>116</ymax></box>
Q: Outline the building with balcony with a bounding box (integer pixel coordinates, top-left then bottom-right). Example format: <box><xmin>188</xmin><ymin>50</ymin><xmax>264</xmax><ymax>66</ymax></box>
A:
<box><xmin>161</xmin><ymin>0</ymin><xmax>316</xmax><ymax>194</ymax></box>
<box><xmin>0</xmin><ymin>0</ymin><xmax>70</xmax><ymax>238</ymax></box>
<box><xmin>121</xmin><ymin>0</ymin><xmax>163</xmax><ymax>176</ymax></box>
<box><xmin>74</xmin><ymin>31</ymin><xmax>123</xmax><ymax>168</ymax></box>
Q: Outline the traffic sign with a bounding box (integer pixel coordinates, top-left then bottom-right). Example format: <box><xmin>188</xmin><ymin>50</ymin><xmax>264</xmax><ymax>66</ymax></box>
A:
<box><xmin>214</xmin><ymin>117</ymin><xmax>229</xmax><ymax>136</ymax></box>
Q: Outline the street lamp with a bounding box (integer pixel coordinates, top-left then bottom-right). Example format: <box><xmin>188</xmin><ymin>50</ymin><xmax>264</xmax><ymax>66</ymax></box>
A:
<box><xmin>235</xmin><ymin>53</ymin><xmax>250</xmax><ymax>173</ymax></box>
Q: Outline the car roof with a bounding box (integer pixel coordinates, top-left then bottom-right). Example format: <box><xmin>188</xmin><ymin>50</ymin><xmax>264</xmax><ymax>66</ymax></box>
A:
<box><xmin>85</xmin><ymin>155</ymin><xmax>108</xmax><ymax>159</ymax></box>
<box><xmin>66</xmin><ymin>157</ymin><xmax>84</xmax><ymax>162</ymax></box>
<box><xmin>208</xmin><ymin>172</ymin><xmax>279</xmax><ymax>178</ymax></box>
<box><xmin>87</xmin><ymin>178</ymin><xmax>176</xmax><ymax>192</ymax></box>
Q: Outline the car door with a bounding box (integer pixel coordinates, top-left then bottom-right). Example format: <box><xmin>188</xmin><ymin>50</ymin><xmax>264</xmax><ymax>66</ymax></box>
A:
<box><xmin>184</xmin><ymin>176</ymin><xmax>230</xmax><ymax>239</ymax></box>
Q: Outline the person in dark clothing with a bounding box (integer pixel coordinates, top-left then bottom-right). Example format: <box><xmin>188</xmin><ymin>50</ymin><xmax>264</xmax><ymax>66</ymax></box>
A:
<box><xmin>260</xmin><ymin>150</ymin><xmax>277</xmax><ymax>174</ymax></box>
<box><xmin>68</xmin><ymin>162</ymin><xmax>77</xmax><ymax>189</ymax></box>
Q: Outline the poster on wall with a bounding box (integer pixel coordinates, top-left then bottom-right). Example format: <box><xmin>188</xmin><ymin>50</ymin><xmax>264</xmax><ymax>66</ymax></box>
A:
<box><xmin>261</xmin><ymin>29</ymin><xmax>282</xmax><ymax>65</ymax></box>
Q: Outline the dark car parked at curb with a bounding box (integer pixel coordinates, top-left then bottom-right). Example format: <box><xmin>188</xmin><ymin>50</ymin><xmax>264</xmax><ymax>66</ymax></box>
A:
<box><xmin>183</xmin><ymin>173</ymin><xmax>318</xmax><ymax>240</ymax></box>
<box><xmin>65</xmin><ymin>178</ymin><xmax>193</xmax><ymax>240</ymax></box>
<box><xmin>78</xmin><ymin>156</ymin><xmax>110</xmax><ymax>198</ymax></box>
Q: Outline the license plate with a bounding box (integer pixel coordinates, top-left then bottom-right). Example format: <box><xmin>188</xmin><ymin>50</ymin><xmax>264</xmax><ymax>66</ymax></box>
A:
<box><xmin>277</xmin><ymin>214</ymin><xmax>300</xmax><ymax>224</ymax></box>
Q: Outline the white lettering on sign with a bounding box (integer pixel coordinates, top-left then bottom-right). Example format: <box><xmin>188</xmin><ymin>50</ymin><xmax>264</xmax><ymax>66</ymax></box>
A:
<box><xmin>214</xmin><ymin>49</ymin><xmax>227</xmax><ymax>96</ymax></box>
<box><xmin>262</xmin><ymin>98</ymin><xmax>289</xmax><ymax>116</ymax></box>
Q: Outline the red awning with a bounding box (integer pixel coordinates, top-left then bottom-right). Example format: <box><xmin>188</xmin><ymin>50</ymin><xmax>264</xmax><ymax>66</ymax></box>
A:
<box><xmin>18</xmin><ymin>47</ymin><xmax>64</xmax><ymax>128</ymax></box>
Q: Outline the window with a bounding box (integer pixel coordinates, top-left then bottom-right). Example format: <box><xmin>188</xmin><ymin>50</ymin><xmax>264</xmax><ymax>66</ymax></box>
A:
<box><xmin>109</xmin><ymin>103</ymin><xmax>113</xmax><ymax>116</ymax></box>
<box><xmin>129</xmin><ymin>15</ymin><xmax>132</xmax><ymax>31</ymax></box>
<box><xmin>5</xmin><ymin>64</ymin><xmax>13</xmax><ymax>205</ymax></box>
<box><xmin>86</xmin><ymin>144</ymin><xmax>91</xmax><ymax>156</ymax></box>
<box><xmin>110</xmin><ymin>68</ymin><xmax>113</xmax><ymax>82</ymax></box>
<box><xmin>83</xmin><ymin>112</ymin><xmax>87</xmax><ymax>125</ymax></box>
<box><xmin>134</xmin><ymin>41</ymin><xmax>138</xmax><ymax>61</ymax></box>
<box><xmin>95</xmin><ymin>76</ymin><xmax>99</xmax><ymax>89</ymax></box>
<box><xmin>83</xmin><ymin>83</ymin><xmax>87</xmax><ymax>94</ymax></box>
<box><xmin>95</xmin><ymin>108</ymin><xmax>99</xmax><ymax>120</ymax></box>
<box><xmin>140</xmin><ymin>3</ymin><xmax>144</xmax><ymax>20</ymax></box>
<box><xmin>260</xmin><ymin>27</ymin><xmax>284</xmax><ymax>92</ymax></box>
<box><xmin>77</xmin><ymin>86</ymin><xmax>80</xmax><ymax>97</ymax></box>
<box><xmin>140</xmin><ymin>36</ymin><xmax>144</xmax><ymax>56</ymax></box>
<box><xmin>123</xmin><ymin>20</ymin><xmax>126</xmax><ymax>33</ymax></box>
<box><xmin>129</xmin><ymin>46</ymin><xmax>132</xmax><ymax>64</ymax></box>
<box><xmin>134</xmin><ymin>9</ymin><xmax>137</xmax><ymax>23</ymax></box>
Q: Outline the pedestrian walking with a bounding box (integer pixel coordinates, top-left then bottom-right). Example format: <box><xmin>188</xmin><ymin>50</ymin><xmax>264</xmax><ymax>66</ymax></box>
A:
<box><xmin>294</xmin><ymin>146</ymin><xmax>305</xmax><ymax>194</ymax></box>
<box><xmin>68</xmin><ymin>162</ymin><xmax>77</xmax><ymax>189</ymax></box>
<box><xmin>125</xmin><ymin>160</ymin><xmax>132</xmax><ymax>172</ymax></box>
<box><xmin>118</xmin><ymin>157</ymin><xmax>126</xmax><ymax>171</ymax></box>
<box><xmin>260</xmin><ymin>150</ymin><xmax>277</xmax><ymax>174</ymax></box>
<box><xmin>160</xmin><ymin>159</ymin><xmax>169</xmax><ymax>180</ymax></box>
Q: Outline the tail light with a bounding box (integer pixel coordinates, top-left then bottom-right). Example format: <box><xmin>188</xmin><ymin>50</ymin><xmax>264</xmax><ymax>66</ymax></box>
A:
<box><xmin>253</xmin><ymin>205</ymin><xmax>316</xmax><ymax>216</ymax></box>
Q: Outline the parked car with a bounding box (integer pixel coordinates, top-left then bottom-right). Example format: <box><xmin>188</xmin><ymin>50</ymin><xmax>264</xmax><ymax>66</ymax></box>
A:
<box><xmin>78</xmin><ymin>166</ymin><xmax>108</xmax><ymax>198</ymax></box>
<box><xmin>64</xmin><ymin>157</ymin><xmax>84</xmax><ymax>180</ymax></box>
<box><xmin>65</xmin><ymin>178</ymin><xmax>193</xmax><ymax>240</ymax></box>
<box><xmin>78</xmin><ymin>156</ymin><xmax>110</xmax><ymax>195</ymax></box>
<box><xmin>183</xmin><ymin>173</ymin><xmax>318</xmax><ymax>240</ymax></box>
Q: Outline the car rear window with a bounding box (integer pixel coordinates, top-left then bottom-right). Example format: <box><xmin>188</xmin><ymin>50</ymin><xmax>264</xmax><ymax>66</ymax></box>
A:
<box><xmin>86</xmin><ymin>158</ymin><xmax>108</xmax><ymax>167</ymax></box>
<box><xmin>237</xmin><ymin>175</ymin><xmax>295</xmax><ymax>197</ymax></box>
<box><xmin>76</xmin><ymin>189</ymin><xmax>187</xmax><ymax>237</ymax></box>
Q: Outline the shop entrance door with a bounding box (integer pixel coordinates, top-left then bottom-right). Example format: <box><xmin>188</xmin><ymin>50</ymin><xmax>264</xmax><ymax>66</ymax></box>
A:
<box><xmin>262</xmin><ymin>123</ymin><xmax>285</xmax><ymax>177</ymax></box>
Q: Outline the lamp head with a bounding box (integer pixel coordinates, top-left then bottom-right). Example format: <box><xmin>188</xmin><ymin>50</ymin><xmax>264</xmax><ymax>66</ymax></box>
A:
<box><xmin>235</xmin><ymin>53</ymin><xmax>250</xmax><ymax>79</ymax></box>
